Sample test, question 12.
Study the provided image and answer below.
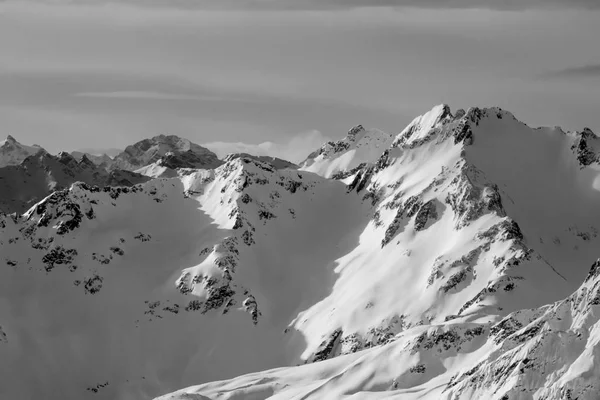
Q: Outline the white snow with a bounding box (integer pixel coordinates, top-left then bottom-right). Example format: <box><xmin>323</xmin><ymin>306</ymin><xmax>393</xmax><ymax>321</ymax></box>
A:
<box><xmin>1</xmin><ymin>106</ymin><xmax>600</xmax><ymax>400</ymax></box>
<box><xmin>300</xmin><ymin>126</ymin><xmax>395</xmax><ymax>178</ymax></box>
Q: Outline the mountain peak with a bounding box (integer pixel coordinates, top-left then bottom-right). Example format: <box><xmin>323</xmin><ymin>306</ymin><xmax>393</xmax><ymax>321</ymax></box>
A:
<box><xmin>0</xmin><ymin>135</ymin><xmax>46</xmax><ymax>168</ymax></box>
<box><xmin>112</xmin><ymin>134</ymin><xmax>222</xmax><ymax>172</ymax></box>
<box><xmin>300</xmin><ymin>124</ymin><xmax>395</xmax><ymax>178</ymax></box>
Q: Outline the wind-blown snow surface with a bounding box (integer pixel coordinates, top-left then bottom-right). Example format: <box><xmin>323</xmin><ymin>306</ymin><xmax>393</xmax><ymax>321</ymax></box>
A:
<box><xmin>3</xmin><ymin>105</ymin><xmax>600</xmax><ymax>400</ymax></box>
<box><xmin>158</xmin><ymin>105</ymin><xmax>600</xmax><ymax>400</ymax></box>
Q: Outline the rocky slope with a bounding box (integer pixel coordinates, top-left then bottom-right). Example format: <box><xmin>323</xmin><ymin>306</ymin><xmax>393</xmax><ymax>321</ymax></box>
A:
<box><xmin>158</xmin><ymin>105</ymin><xmax>600</xmax><ymax>400</ymax></box>
<box><xmin>160</xmin><ymin>258</ymin><xmax>600</xmax><ymax>400</ymax></box>
<box><xmin>1</xmin><ymin>105</ymin><xmax>600</xmax><ymax>400</ymax></box>
<box><xmin>110</xmin><ymin>134</ymin><xmax>223</xmax><ymax>171</ymax></box>
<box><xmin>0</xmin><ymin>135</ymin><xmax>45</xmax><ymax>167</ymax></box>
<box><xmin>0</xmin><ymin>156</ymin><xmax>369</xmax><ymax>400</ymax></box>
<box><xmin>0</xmin><ymin>151</ymin><xmax>150</xmax><ymax>213</ymax></box>
<box><xmin>299</xmin><ymin>124</ymin><xmax>395</xmax><ymax>178</ymax></box>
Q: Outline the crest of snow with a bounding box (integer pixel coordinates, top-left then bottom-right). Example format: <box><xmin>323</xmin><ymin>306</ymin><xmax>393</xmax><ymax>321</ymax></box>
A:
<box><xmin>2</xmin><ymin>105</ymin><xmax>600</xmax><ymax>400</ymax></box>
<box><xmin>299</xmin><ymin>126</ymin><xmax>394</xmax><ymax>178</ymax></box>
<box><xmin>159</xmin><ymin>106</ymin><xmax>600</xmax><ymax>400</ymax></box>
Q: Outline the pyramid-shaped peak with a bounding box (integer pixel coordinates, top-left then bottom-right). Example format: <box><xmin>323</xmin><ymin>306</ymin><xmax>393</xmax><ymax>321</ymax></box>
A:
<box><xmin>5</xmin><ymin>135</ymin><xmax>17</xmax><ymax>144</ymax></box>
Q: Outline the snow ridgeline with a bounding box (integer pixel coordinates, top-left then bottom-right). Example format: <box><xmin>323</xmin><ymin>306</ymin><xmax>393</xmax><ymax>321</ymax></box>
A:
<box><xmin>159</xmin><ymin>105</ymin><xmax>600</xmax><ymax>399</ymax></box>
<box><xmin>0</xmin><ymin>156</ymin><xmax>367</xmax><ymax>400</ymax></box>
<box><xmin>1</xmin><ymin>104</ymin><xmax>600</xmax><ymax>400</ymax></box>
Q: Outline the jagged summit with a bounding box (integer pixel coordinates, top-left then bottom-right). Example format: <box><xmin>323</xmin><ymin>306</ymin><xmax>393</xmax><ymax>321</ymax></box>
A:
<box><xmin>2</xmin><ymin>104</ymin><xmax>600</xmax><ymax>400</ymax></box>
<box><xmin>4</xmin><ymin>134</ymin><xmax>16</xmax><ymax>144</ymax></box>
<box><xmin>300</xmin><ymin>123</ymin><xmax>395</xmax><ymax>178</ymax></box>
<box><xmin>0</xmin><ymin>134</ymin><xmax>46</xmax><ymax>167</ymax></box>
<box><xmin>71</xmin><ymin>151</ymin><xmax>114</xmax><ymax>169</ymax></box>
<box><xmin>160</xmin><ymin>104</ymin><xmax>600</xmax><ymax>399</ymax></box>
<box><xmin>392</xmin><ymin>103</ymin><xmax>454</xmax><ymax>147</ymax></box>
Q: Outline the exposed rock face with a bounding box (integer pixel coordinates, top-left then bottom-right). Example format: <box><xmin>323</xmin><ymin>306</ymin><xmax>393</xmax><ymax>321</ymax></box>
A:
<box><xmin>572</xmin><ymin>127</ymin><xmax>600</xmax><ymax>167</ymax></box>
<box><xmin>111</xmin><ymin>134</ymin><xmax>222</xmax><ymax>171</ymax></box>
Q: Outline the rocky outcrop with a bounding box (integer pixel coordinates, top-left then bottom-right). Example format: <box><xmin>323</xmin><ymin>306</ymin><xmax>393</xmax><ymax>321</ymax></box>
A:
<box><xmin>572</xmin><ymin>128</ymin><xmax>599</xmax><ymax>168</ymax></box>
<box><xmin>445</xmin><ymin>163</ymin><xmax>507</xmax><ymax>229</ymax></box>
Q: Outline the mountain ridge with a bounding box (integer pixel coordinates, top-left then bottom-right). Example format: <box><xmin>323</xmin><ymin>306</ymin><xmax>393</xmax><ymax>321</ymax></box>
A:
<box><xmin>1</xmin><ymin>104</ymin><xmax>599</xmax><ymax>400</ymax></box>
<box><xmin>0</xmin><ymin>134</ymin><xmax>46</xmax><ymax>168</ymax></box>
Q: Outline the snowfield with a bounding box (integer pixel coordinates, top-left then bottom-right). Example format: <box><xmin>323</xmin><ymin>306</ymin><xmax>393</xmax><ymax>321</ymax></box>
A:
<box><xmin>1</xmin><ymin>105</ymin><xmax>600</xmax><ymax>400</ymax></box>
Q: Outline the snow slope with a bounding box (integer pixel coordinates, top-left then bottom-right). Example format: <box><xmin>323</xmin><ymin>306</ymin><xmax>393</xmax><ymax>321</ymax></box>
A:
<box><xmin>159</xmin><ymin>105</ymin><xmax>600</xmax><ymax>400</ymax></box>
<box><xmin>300</xmin><ymin>124</ymin><xmax>395</xmax><ymax>178</ymax></box>
<box><xmin>2</xmin><ymin>105</ymin><xmax>600</xmax><ymax>400</ymax></box>
<box><xmin>0</xmin><ymin>134</ymin><xmax>45</xmax><ymax>167</ymax></box>
<box><xmin>0</xmin><ymin>157</ymin><xmax>371</xmax><ymax>400</ymax></box>
<box><xmin>158</xmin><ymin>258</ymin><xmax>600</xmax><ymax>400</ymax></box>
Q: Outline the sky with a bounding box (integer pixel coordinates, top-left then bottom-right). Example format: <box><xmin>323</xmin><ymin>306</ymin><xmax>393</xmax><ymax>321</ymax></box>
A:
<box><xmin>0</xmin><ymin>0</ymin><xmax>599</xmax><ymax>162</ymax></box>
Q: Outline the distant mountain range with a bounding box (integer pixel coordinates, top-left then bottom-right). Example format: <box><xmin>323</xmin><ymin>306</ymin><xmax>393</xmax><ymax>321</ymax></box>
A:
<box><xmin>0</xmin><ymin>134</ymin><xmax>297</xmax><ymax>213</ymax></box>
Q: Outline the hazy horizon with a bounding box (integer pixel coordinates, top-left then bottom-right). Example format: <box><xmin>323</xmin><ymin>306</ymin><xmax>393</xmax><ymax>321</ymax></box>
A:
<box><xmin>1</xmin><ymin>0</ymin><xmax>599</xmax><ymax>160</ymax></box>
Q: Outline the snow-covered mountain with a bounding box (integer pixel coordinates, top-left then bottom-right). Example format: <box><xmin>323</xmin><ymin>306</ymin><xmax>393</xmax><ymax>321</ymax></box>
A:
<box><xmin>111</xmin><ymin>134</ymin><xmax>223</xmax><ymax>172</ymax></box>
<box><xmin>158</xmin><ymin>105</ymin><xmax>600</xmax><ymax>400</ymax></box>
<box><xmin>0</xmin><ymin>151</ymin><xmax>150</xmax><ymax>214</ymax></box>
<box><xmin>1</xmin><ymin>105</ymin><xmax>600</xmax><ymax>400</ymax></box>
<box><xmin>0</xmin><ymin>134</ymin><xmax>46</xmax><ymax>167</ymax></box>
<box><xmin>299</xmin><ymin>123</ymin><xmax>395</xmax><ymax>178</ymax></box>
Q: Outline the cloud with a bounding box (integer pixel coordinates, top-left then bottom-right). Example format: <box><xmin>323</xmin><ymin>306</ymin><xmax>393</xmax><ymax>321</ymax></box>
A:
<box><xmin>75</xmin><ymin>91</ymin><xmax>235</xmax><ymax>101</ymax></box>
<box><xmin>1</xmin><ymin>0</ymin><xmax>599</xmax><ymax>14</ymax></box>
<box><xmin>542</xmin><ymin>64</ymin><xmax>600</xmax><ymax>79</ymax></box>
<box><xmin>317</xmin><ymin>0</ymin><xmax>600</xmax><ymax>10</ymax></box>
<box><xmin>203</xmin><ymin>130</ymin><xmax>331</xmax><ymax>164</ymax></box>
